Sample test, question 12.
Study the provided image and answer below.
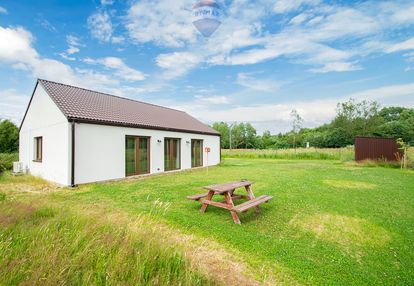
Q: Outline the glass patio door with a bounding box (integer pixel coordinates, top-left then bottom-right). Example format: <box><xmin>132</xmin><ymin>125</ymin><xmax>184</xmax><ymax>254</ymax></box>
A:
<box><xmin>164</xmin><ymin>138</ymin><xmax>181</xmax><ymax>171</ymax></box>
<box><xmin>191</xmin><ymin>139</ymin><xmax>203</xmax><ymax>167</ymax></box>
<box><xmin>125</xmin><ymin>136</ymin><xmax>150</xmax><ymax>176</ymax></box>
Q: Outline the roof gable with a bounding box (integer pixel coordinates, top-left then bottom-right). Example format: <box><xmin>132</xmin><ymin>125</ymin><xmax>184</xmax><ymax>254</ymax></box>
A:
<box><xmin>36</xmin><ymin>79</ymin><xmax>219</xmax><ymax>136</ymax></box>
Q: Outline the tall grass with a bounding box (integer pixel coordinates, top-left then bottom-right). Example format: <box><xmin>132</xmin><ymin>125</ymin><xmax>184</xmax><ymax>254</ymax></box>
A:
<box><xmin>0</xmin><ymin>199</ymin><xmax>212</xmax><ymax>285</ymax></box>
<box><xmin>408</xmin><ymin>147</ymin><xmax>414</xmax><ymax>159</ymax></box>
<box><xmin>222</xmin><ymin>147</ymin><xmax>355</xmax><ymax>161</ymax></box>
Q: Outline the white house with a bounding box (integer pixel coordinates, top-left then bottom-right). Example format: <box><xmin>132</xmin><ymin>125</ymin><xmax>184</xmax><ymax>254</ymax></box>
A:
<box><xmin>19</xmin><ymin>79</ymin><xmax>221</xmax><ymax>186</ymax></box>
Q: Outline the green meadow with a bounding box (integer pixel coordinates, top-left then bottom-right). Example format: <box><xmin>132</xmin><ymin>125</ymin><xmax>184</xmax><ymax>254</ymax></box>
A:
<box><xmin>1</xmin><ymin>157</ymin><xmax>414</xmax><ymax>285</ymax></box>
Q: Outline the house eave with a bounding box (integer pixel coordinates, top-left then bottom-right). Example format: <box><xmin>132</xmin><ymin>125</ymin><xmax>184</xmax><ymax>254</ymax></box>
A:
<box><xmin>69</xmin><ymin>118</ymin><xmax>221</xmax><ymax>137</ymax></box>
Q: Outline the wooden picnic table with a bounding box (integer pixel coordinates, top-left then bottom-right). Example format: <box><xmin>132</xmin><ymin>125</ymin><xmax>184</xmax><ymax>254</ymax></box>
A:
<box><xmin>187</xmin><ymin>180</ymin><xmax>272</xmax><ymax>224</ymax></box>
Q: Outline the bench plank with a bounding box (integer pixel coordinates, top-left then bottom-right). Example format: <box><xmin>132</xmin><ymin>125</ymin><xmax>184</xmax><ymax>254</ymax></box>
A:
<box><xmin>233</xmin><ymin>195</ymin><xmax>273</xmax><ymax>213</ymax></box>
<box><xmin>187</xmin><ymin>193</ymin><xmax>208</xmax><ymax>201</ymax></box>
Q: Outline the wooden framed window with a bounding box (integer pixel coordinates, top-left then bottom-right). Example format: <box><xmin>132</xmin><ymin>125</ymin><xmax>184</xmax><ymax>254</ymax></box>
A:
<box><xmin>125</xmin><ymin>136</ymin><xmax>150</xmax><ymax>176</ymax></box>
<box><xmin>34</xmin><ymin>136</ymin><xmax>42</xmax><ymax>162</ymax></box>
<box><xmin>191</xmin><ymin>139</ymin><xmax>203</xmax><ymax>168</ymax></box>
<box><xmin>164</xmin><ymin>138</ymin><xmax>181</xmax><ymax>171</ymax></box>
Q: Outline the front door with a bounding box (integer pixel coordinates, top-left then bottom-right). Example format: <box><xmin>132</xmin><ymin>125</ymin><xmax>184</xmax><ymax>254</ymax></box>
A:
<box><xmin>125</xmin><ymin>136</ymin><xmax>150</xmax><ymax>176</ymax></box>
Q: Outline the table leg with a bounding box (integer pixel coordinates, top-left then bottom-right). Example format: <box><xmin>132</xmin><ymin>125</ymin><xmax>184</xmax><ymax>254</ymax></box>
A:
<box><xmin>200</xmin><ymin>190</ymin><xmax>214</xmax><ymax>213</ymax></box>
<box><xmin>245</xmin><ymin>185</ymin><xmax>260</xmax><ymax>213</ymax></box>
<box><xmin>223</xmin><ymin>191</ymin><xmax>241</xmax><ymax>224</ymax></box>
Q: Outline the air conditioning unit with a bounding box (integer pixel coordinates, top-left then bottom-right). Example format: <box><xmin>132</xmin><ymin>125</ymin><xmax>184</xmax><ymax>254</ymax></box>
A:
<box><xmin>13</xmin><ymin>162</ymin><xmax>24</xmax><ymax>174</ymax></box>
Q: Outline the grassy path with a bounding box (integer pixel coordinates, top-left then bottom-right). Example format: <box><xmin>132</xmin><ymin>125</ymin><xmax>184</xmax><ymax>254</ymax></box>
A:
<box><xmin>1</xmin><ymin>158</ymin><xmax>414</xmax><ymax>285</ymax></box>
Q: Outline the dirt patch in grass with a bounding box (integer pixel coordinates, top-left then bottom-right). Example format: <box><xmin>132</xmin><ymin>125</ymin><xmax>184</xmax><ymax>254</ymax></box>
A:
<box><xmin>290</xmin><ymin>213</ymin><xmax>390</xmax><ymax>258</ymax></box>
<box><xmin>323</xmin><ymin>179</ymin><xmax>377</xmax><ymax>190</ymax></box>
<box><xmin>0</xmin><ymin>174</ymin><xmax>58</xmax><ymax>195</ymax></box>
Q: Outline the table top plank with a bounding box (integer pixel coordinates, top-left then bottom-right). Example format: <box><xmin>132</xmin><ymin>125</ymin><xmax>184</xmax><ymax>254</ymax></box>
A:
<box><xmin>203</xmin><ymin>180</ymin><xmax>254</xmax><ymax>193</ymax></box>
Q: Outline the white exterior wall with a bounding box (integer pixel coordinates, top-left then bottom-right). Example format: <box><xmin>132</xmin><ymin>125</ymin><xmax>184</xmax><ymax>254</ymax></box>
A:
<box><xmin>19</xmin><ymin>85</ymin><xmax>70</xmax><ymax>185</ymax></box>
<box><xmin>74</xmin><ymin>123</ymin><xmax>220</xmax><ymax>185</ymax></box>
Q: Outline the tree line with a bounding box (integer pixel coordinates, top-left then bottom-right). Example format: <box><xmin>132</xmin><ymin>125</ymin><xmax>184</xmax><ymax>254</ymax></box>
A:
<box><xmin>212</xmin><ymin>99</ymin><xmax>414</xmax><ymax>149</ymax></box>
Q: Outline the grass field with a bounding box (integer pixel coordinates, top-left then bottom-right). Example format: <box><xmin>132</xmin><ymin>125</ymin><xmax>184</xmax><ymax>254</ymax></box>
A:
<box><xmin>223</xmin><ymin>147</ymin><xmax>414</xmax><ymax>168</ymax></box>
<box><xmin>222</xmin><ymin>147</ymin><xmax>355</xmax><ymax>161</ymax></box>
<box><xmin>1</xmin><ymin>158</ymin><xmax>414</xmax><ymax>285</ymax></box>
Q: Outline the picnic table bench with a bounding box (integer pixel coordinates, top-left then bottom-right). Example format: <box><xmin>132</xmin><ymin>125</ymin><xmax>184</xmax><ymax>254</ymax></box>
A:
<box><xmin>187</xmin><ymin>180</ymin><xmax>272</xmax><ymax>224</ymax></box>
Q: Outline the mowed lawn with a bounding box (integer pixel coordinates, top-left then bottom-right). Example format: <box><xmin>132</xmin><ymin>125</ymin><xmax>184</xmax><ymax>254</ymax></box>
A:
<box><xmin>1</xmin><ymin>158</ymin><xmax>414</xmax><ymax>285</ymax></box>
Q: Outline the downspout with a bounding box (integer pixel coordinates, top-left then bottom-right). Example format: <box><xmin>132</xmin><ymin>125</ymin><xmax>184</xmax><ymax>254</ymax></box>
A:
<box><xmin>71</xmin><ymin>121</ymin><xmax>76</xmax><ymax>187</ymax></box>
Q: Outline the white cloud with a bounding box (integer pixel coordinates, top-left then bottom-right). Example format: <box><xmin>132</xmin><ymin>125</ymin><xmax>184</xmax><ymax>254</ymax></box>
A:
<box><xmin>139</xmin><ymin>1</ymin><xmax>364</xmax><ymax>74</ymax></box>
<box><xmin>347</xmin><ymin>83</ymin><xmax>414</xmax><ymax>102</ymax></box>
<box><xmin>0</xmin><ymin>6</ymin><xmax>7</xmax><ymax>14</ymax></box>
<box><xmin>405</xmin><ymin>52</ymin><xmax>414</xmax><ymax>62</ymax></box>
<box><xmin>236</xmin><ymin>73</ymin><xmax>284</xmax><ymax>92</ymax></box>
<box><xmin>310</xmin><ymin>61</ymin><xmax>361</xmax><ymax>73</ymax></box>
<box><xmin>301</xmin><ymin>7</ymin><xmax>380</xmax><ymax>41</ymax></box>
<box><xmin>66</xmin><ymin>35</ymin><xmax>82</xmax><ymax>48</ymax></box>
<box><xmin>59</xmin><ymin>35</ymin><xmax>83</xmax><ymax>61</ymax></box>
<box><xmin>131</xmin><ymin>0</ymin><xmax>414</xmax><ymax>76</ymax></box>
<box><xmin>387</xmin><ymin>37</ymin><xmax>414</xmax><ymax>53</ymax></box>
<box><xmin>0</xmin><ymin>89</ymin><xmax>29</xmax><ymax>123</ymax></box>
<box><xmin>66</xmin><ymin>47</ymin><xmax>80</xmax><ymax>55</ymax></box>
<box><xmin>87</xmin><ymin>10</ymin><xmax>113</xmax><ymax>42</ymax></box>
<box><xmin>36</xmin><ymin>18</ymin><xmax>56</xmax><ymax>32</ymax></box>
<box><xmin>58</xmin><ymin>53</ymin><xmax>76</xmax><ymax>61</ymax></box>
<box><xmin>221</xmin><ymin>36</ymin><xmax>358</xmax><ymax>73</ymax></box>
<box><xmin>87</xmin><ymin>10</ymin><xmax>124</xmax><ymax>44</ymax></box>
<box><xmin>273</xmin><ymin>0</ymin><xmax>320</xmax><ymax>14</ymax></box>
<box><xmin>194</xmin><ymin>95</ymin><xmax>230</xmax><ymax>104</ymax></box>
<box><xmin>156</xmin><ymin>52</ymin><xmax>202</xmax><ymax>79</ymax></box>
<box><xmin>83</xmin><ymin>57</ymin><xmax>146</xmax><ymax>81</ymax></box>
<box><xmin>289</xmin><ymin>13</ymin><xmax>311</xmax><ymax>25</ymax></box>
<box><xmin>125</xmin><ymin>0</ymin><xmax>196</xmax><ymax>48</ymax></box>
<box><xmin>390</xmin><ymin>4</ymin><xmax>414</xmax><ymax>24</ymax></box>
<box><xmin>99</xmin><ymin>57</ymin><xmax>146</xmax><ymax>81</ymax></box>
<box><xmin>101</xmin><ymin>0</ymin><xmax>114</xmax><ymax>6</ymax></box>
<box><xmin>0</xmin><ymin>26</ymin><xmax>37</xmax><ymax>63</ymax></box>
<box><xmin>111</xmin><ymin>36</ymin><xmax>124</xmax><ymax>44</ymax></box>
<box><xmin>0</xmin><ymin>25</ymin><xmax>118</xmax><ymax>88</ymax></box>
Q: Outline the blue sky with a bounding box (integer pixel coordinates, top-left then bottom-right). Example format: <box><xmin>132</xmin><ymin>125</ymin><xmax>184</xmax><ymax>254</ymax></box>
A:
<box><xmin>1</xmin><ymin>0</ymin><xmax>414</xmax><ymax>133</ymax></box>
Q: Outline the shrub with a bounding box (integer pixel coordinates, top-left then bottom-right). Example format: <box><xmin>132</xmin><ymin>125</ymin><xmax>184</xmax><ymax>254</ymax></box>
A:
<box><xmin>0</xmin><ymin>192</ymin><xmax>5</xmax><ymax>201</ymax></box>
<box><xmin>354</xmin><ymin>158</ymin><xmax>413</xmax><ymax>170</ymax></box>
<box><xmin>0</xmin><ymin>153</ymin><xmax>19</xmax><ymax>173</ymax></box>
